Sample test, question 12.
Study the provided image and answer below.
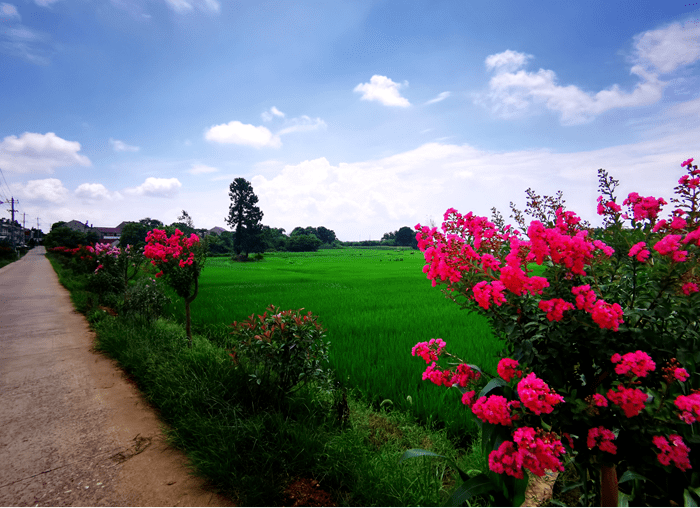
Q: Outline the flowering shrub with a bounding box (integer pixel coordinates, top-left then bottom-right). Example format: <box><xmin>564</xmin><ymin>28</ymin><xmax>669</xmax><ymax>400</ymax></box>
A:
<box><xmin>144</xmin><ymin>228</ymin><xmax>206</xmax><ymax>345</ymax></box>
<box><xmin>229</xmin><ymin>305</ymin><xmax>333</xmax><ymax>406</ymax></box>
<box><xmin>404</xmin><ymin>159</ymin><xmax>700</xmax><ymax>505</ymax></box>
<box><xmin>122</xmin><ymin>276</ymin><xmax>171</xmax><ymax>321</ymax></box>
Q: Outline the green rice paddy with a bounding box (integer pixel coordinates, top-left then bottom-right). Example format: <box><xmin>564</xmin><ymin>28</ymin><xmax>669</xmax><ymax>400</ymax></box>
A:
<box><xmin>172</xmin><ymin>248</ymin><xmax>503</xmax><ymax>437</ymax></box>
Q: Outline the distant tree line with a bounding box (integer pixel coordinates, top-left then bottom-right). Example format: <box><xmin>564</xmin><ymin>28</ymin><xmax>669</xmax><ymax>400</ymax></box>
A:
<box><xmin>44</xmin><ymin>177</ymin><xmax>419</xmax><ymax>257</ymax></box>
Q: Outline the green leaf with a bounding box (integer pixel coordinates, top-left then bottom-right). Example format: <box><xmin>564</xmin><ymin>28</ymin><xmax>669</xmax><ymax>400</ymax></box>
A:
<box><xmin>446</xmin><ymin>474</ymin><xmax>497</xmax><ymax>507</ymax></box>
<box><xmin>560</xmin><ymin>481</ymin><xmax>584</xmax><ymax>494</ymax></box>
<box><xmin>548</xmin><ymin>500</ymin><xmax>567</xmax><ymax>506</ymax></box>
<box><xmin>512</xmin><ymin>476</ymin><xmax>530</xmax><ymax>506</ymax></box>
<box><xmin>619</xmin><ymin>491</ymin><xmax>631</xmax><ymax>507</ymax></box>
<box><xmin>685</xmin><ymin>489</ymin><xmax>699</xmax><ymax>507</ymax></box>
<box><xmin>399</xmin><ymin>448</ymin><xmax>445</xmax><ymax>463</ymax></box>
<box><xmin>479</xmin><ymin>377</ymin><xmax>507</xmax><ymax>398</ymax></box>
<box><xmin>618</xmin><ymin>471</ymin><xmax>649</xmax><ymax>484</ymax></box>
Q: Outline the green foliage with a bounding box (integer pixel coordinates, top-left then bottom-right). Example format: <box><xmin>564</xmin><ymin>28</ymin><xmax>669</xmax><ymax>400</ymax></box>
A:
<box><xmin>44</xmin><ymin>226</ymin><xmax>89</xmax><ymax>249</ymax></box>
<box><xmin>123</xmin><ymin>277</ymin><xmax>171</xmax><ymax>321</ymax></box>
<box><xmin>119</xmin><ymin>218</ymin><xmax>164</xmax><ymax>249</ymax></box>
<box><xmin>225</xmin><ymin>178</ymin><xmax>264</xmax><ymax>256</ymax></box>
<box><xmin>207</xmin><ymin>230</ymin><xmax>234</xmax><ymax>255</ymax></box>
<box><xmin>286</xmin><ymin>233</ymin><xmax>322</xmax><ymax>252</ymax></box>
<box><xmin>0</xmin><ymin>239</ymin><xmax>16</xmax><ymax>259</ymax></box>
<box><xmin>260</xmin><ymin>225</ymin><xmax>287</xmax><ymax>251</ymax></box>
<box><xmin>230</xmin><ymin>305</ymin><xmax>333</xmax><ymax>407</ymax></box>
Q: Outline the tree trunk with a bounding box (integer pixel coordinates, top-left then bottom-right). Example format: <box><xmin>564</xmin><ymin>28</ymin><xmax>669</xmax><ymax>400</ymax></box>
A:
<box><xmin>600</xmin><ymin>464</ymin><xmax>618</xmax><ymax>507</ymax></box>
<box><xmin>185</xmin><ymin>299</ymin><xmax>192</xmax><ymax>347</ymax></box>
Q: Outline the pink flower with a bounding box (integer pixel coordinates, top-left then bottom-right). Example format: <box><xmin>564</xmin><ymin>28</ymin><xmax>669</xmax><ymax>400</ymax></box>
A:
<box><xmin>497</xmin><ymin>358</ymin><xmax>522</xmax><ymax>382</ymax></box>
<box><xmin>411</xmin><ymin>338</ymin><xmax>447</xmax><ymax>364</ymax></box>
<box><xmin>590</xmin><ymin>299</ymin><xmax>624</xmax><ymax>331</ymax></box>
<box><xmin>674</xmin><ymin>393</ymin><xmax>700</xmax><ymax>424</ymax></box>
<box><xmin>472</xmin><ymin>280</ymin><xmax>507</xmax><ymax>309</ymax></box>
<box><xmin>587</xmin><ymin>427</ymin><xmax>617</xmax><ymax>454</ymax></box>
<box><xmin>611</xmin><ymin>350</ymin><xmax>656</xmax><ymax>378</ymax></box>
<box><xmin>488</xmin><ymin>427</ymin><xmax>566</xmax><ymax>479</ymax></box>
<box><xmin>654</xmin><ymin>234</ymin><xmax>682</xmax><ymax>257</ymax></box>
<box><xmin>538</xmin><ymin>298</ymin><xmax>575</xmax><ymax>322</ymax></box>
<box><xmin>461</xmin><ymin>390</ymin><xmax>477</xmax><ymax>407</ymax></box>
<box><xmin>517</xmin><ymin>372</ymin><xmax>565</xmax><ymax>415</ymax></box>
<box><xmin>422</xmin><ymin>362</ymin><xmax>453</xmax><ymax>387</ymax></box>
<box><xmin>682</xmin><ymin>158</ymin><xmax>695</xmax><ymax>167</ymax></box>
<box><xmin>591</xmin><ymin>393</ymin><xmax>608</xmax><ymax>407</ymax></box>
<box><xmin>653</xmin><ymin>435</ymin><xmax>692</xmax><ymax>471</ymax></box>
<box><xmin>450</xmin><ymin>363</ymin><xmax>481</xmax><ymax>387</ymax></box>
<box><xmin>572</xmin><ymin>285</ymin><xmax>597</xmax><ymax>312</ymax></box>
<box><xmin>489</xmin><ymin>441</ymin><xmax>524</xmax><ymax>478</ymax></box>
<box><xmin>472</xmin><ymin>395</ymin><xmax>515</xmax><ymax>426</ymax></box>
<box><xmin>628</xmin><ymin>242</ymin><xmax>650</xmax><ymax>262</ymax></box>
<box><xmin>674</xmin><ymin>368</ymin><xmax>690</xmax><ymax>382</ymax></box>
<box><xmin>607</xmin><ymin>384</ymin><xmax>647</xmax><ymax>417</ymax></box>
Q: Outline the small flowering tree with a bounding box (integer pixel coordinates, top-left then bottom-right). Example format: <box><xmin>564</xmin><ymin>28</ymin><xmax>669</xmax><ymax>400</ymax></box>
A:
<box><xmin>93</xmin><ymin>242</ymin><xmax>145</xmax><ymax>295</ymax></box>
<box><xmin>144</xmin><ymin>228</ymin><xmax>206</xmax><ymax>346</ymax></box>
<box><xmin>403</xmin><ymin>159</ymin><xmax>700</xmax><ymax>505</ymax></box>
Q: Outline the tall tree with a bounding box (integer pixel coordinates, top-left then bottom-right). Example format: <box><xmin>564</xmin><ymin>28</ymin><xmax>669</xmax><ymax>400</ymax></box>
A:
<box><xmin>225</xmin><ymin>178</ymin><xmax>264</xmax><ymax>258</ymax></box>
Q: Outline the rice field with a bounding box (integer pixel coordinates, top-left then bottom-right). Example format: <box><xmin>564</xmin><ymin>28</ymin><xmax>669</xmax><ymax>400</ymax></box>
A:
<box><xmin>173</xmin><ymin>248</ymin><xmax>503</xmax><ymax>437</ymax></box>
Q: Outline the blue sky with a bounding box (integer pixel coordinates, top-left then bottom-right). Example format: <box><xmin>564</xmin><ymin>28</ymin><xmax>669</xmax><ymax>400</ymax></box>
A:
<box><xmin>1</xmin><ymin>0</ymin><xmax>699</xmax><ymax>241</ymax></box>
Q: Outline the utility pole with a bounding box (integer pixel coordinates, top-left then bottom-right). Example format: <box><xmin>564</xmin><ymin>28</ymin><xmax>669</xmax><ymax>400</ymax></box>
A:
<box><xmin>7</xmin><ymin>197</ymin><xmax>19</xmax><ymax>248</ymax></box>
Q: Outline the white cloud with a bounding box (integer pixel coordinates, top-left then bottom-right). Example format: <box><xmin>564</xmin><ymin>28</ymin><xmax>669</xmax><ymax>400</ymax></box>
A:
<box><xmin>75</xmin><ymin>183</ymin><xmax>121</xmax><ymax>201</ymax></box>
<box><xmin>633</xmin><ymin>21</ymin><xmax>700</xmax><ymax>74</ymax></box>
<box><xmin>354</xmin><ymin>75</ymin><xmax>411</xmax><ymax>107</ymax></box>
<box><xmin>261</xmin><ymin>106</ymin><xmax>285</xmax><ymax>122</ymax></box>
<box><xmin>125</xmin><ymin>177</ymin><xmax>182</xmax><ymax>198</ymax></box>
<box><xmin>164</xmin><ymin>0</ymin><xmax>192</xmax><ymax>12</ymax></box>
<box><xmin>0</xmin><ymin>14</ymin><xmax>52</xmax><ymax>65</ymax></box>
<box><xmin>425</xmin><ymin>91</ymin><xmax>451</xmax><ymax>105</ymax></box>
<box><xmin>188</xmin><ymin>163</ymin><xmax>218</xmax><ymax>175</ymax></box>
<box><xmin>478</xmin><ymin>48</ymin><xmax>665</xmax><ymax>125</ymax></box>
<box><xmin>0</xmin><ymin>132</ymin><xmax>91</xmax><ymax>173</ymax></box>
<box><xmin>277</xmin><ymin>115</ymin><xmax>327</xmax><ymax>136</ymax></box>
<box><xmin>16</xmin><ymin>178</ymin><xmax>69</xmax><ymax>203</ymax></box>
<box><xmin>485</xmin><ymin>49</ymin><xmax>533</xmax><ymax>73</ymax></box>
<box><xmin>109</xmin><ymin>138</ymin><xmax>140</xmax><ymax>152</ymax></box>
<box><xmin>247</xmin><ymin>107</ymin><xmax>699</xmax><ymax>242</ymax></box>
<box><xmin>205</xmin><ymin>120</ymin><xmax>281</xmax><ymax>148</ymax></box>
<box><xmin>163</xmin><ymin>0</ymin><xmax>219</xmax><ymax>13</ymax></box>
<box><xmin>0</xmin><ymin>3</ymin><xmax>19</xmax><ymax>19</ymax></box>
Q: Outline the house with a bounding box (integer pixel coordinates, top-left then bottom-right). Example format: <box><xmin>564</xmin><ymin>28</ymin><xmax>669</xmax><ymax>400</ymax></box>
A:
<box><xmin>94</xmin><ymin>221</ymin><xmax>130</xmax><ymax>244</ymax></box>
<box><xmin>207</xmin><ymin>226</ymin><xmax>227</xmax><ymax>236</ymax></box>
<box><xmin>61</xmin><ymin>220</ymin><xmax>129</xmax><ymax>245</ymax></box>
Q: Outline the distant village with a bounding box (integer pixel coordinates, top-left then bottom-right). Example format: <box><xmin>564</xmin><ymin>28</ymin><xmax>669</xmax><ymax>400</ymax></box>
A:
<box><xmin>0</xmin><ymin>218</ymin><xmax>226</xmax><ymax>250</ymax></box>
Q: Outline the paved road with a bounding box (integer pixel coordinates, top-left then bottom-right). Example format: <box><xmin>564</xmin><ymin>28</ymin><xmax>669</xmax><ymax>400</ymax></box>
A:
<box><xmin>0</xmin><ymin>247</ymin><xmax>231</xmax><ymax>506</ymax></box>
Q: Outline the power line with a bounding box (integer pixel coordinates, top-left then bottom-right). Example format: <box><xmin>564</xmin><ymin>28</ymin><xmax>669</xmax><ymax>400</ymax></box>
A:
<box><xmin>0</xmin><ymin>167</ymin><xmax>12</xmax><ymax>204</ymax></box>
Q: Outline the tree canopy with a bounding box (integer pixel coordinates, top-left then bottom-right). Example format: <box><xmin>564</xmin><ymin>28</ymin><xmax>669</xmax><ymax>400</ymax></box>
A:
<box><xmin>381</xmin><ymin>226</ymin><xmax>418</xmax><ymax>248</ymax></box>
<box><xmin>119</xmin><ymin>218</ymin><xmax>164</xmax><ymax>249</ymax></box>
<box><xmin>290</xmin><ymin>226</ymin><xmax>337</xmax><ymax>244</ymax></box>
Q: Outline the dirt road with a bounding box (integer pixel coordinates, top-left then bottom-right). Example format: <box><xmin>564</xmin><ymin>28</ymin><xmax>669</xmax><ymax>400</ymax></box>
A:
<box><xmin>0</xmin><ymin>247</ymin><xmax>232</xmax><ymax>506</ymax></box>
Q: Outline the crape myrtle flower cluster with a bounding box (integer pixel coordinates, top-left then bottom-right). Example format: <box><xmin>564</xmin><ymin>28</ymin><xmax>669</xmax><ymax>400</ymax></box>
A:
<box><xmin>414</xmin><ymin>206</ymin><xmax>623</xmax><ymax>330</ymax></box>
<box><xmin>413</xmin><ymin>342</ymin><xmax>696</xmax><ymax>478</ymax></box>
<box><xmin>144</xmin><ymin>228</ymin><xmax>200</xmax><ymax>277</ymax></box>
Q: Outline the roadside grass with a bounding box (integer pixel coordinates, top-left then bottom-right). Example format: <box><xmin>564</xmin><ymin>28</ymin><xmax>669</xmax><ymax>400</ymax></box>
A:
<box><xmin>91</xmin><ymin>315</ymin><xmax>482</xmax><ymax>506</ymax></box>
<box><xmin>47</xmin><ymin>249</ymin><xmax>489</xmax><ymax>506</ymax></box>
